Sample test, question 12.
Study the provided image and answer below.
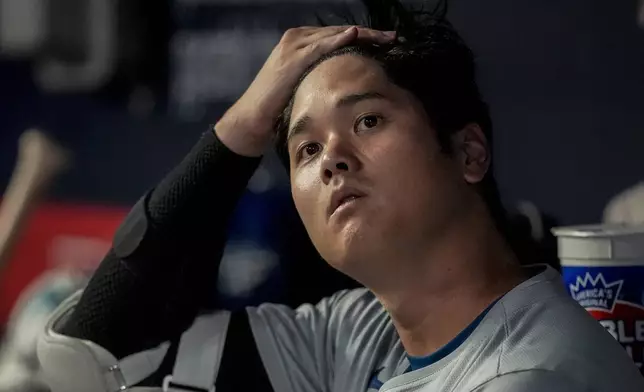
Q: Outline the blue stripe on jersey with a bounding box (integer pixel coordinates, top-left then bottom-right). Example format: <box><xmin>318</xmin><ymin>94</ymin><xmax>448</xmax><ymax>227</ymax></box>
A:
<box><xmin>406</xmin><ymin>297</ymin><xmax>501</xmax><ymax>371</ymax></box>
<box><xmin>368</xmin><ymin>374</ymin><xmax>384</xmax><ymax>390</ymax></box>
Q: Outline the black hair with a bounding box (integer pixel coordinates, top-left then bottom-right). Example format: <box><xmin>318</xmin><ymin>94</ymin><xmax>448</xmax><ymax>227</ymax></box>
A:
<box><xmin>274</xmin><ymin>0</ymin><xmax>510</xmax><ymax>236</ymax></box>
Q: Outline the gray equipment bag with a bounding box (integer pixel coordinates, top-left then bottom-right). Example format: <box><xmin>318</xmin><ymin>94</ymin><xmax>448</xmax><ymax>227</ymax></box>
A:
<box><xmin>37</xmin><ymin>291</ymin><xmax>231</xmax><ymax>392</ymax></box>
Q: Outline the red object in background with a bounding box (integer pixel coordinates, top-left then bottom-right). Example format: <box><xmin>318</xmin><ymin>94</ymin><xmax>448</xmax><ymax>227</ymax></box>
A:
<box><xmin>0</xmin><ymin>202</ymin><xmax>126</xmax><ymax>326</ymax></box>
<box><xmin>589</xmin><ymin>304</ymin><xmax>644</xmax><ymax>373</ymax></box>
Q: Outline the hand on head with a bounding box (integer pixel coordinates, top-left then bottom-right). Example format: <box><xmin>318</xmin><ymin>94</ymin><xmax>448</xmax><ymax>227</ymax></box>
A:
<box><xmin>215</xmin><ymin>26</ymin><xmax>396</xmax><ymax>157</ymax></box>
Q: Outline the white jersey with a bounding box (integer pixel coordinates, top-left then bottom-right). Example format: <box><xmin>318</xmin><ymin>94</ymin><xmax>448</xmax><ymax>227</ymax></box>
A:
<box><xmin>248</xmin><ymin>265</ymin><xmax>644</xmax><ymax>391</ymax></box>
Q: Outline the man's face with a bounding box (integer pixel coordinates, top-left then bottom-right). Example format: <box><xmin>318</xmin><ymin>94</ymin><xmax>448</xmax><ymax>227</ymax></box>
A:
<box><xmin>287</xmin><ymin>55</ymin><xmax>474</xmax><ymax>282</ymax></box>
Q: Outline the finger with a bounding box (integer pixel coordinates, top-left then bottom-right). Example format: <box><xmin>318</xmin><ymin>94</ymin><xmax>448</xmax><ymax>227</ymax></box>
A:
<box><xmin>305</xmin><ymin>26</ymin><xmax>394</xmax><ymax>45</ymax></box>
<box><xmin>306</xmin><ymin>26</ymin><xmax>359</xmax><ymax>54</ymax></box>
<box><xmin>310</xmin><ymin>27</ymin><xmax>396</xmax><ymax>55</ymax></box>
<box><xmin>301</xmin><ymin>25</ymin><xmax>349</xmax><ymax>36</ymax></box>
<box><xmin>296</xmin><ymin>25</ymin><xmax>354</xmax><ymax>48</ymax></box>
<box><xmin>355</xmin><ymin>28</ymin><xmax>396</xmax><ymax>44</ymax></box>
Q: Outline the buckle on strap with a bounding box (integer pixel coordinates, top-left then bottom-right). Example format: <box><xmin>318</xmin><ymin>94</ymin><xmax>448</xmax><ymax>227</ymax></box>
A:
<box><xmin>107</xmin><ymin>364</ymin><xmax>128</xmax><ymax>392</ymax></box>
<box><xmin>162</xmin><ymin>375</ymin><xmax>215</xmax><ymax>392</ymax></box>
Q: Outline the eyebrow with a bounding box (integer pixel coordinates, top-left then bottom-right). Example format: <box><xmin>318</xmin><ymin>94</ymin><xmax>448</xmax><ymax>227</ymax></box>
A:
<box><xmin>286</xmin><ymin>91</ymin><xmax>387</xmax><ymax>143</ymax></box>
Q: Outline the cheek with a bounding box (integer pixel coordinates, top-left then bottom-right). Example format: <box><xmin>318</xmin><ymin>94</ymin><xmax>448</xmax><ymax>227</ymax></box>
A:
<box><xmin>291</xmin><ymin>166</ymin><xmax>324</xmax><ymax>227</ymax></box>
<box><xmin>365</xmin><ymin>126</ymin><xmax>453</xmax><ymax>205</ymax></box>
<box><xmin>365</xmin><ymin>127</ymin><xmax>438</xmax><ymax>179</ymax></box>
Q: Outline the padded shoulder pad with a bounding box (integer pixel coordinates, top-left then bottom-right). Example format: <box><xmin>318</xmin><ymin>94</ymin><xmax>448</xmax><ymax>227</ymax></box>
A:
<box><xmin>37</xmin><ymin>290</ymin><xmax>169</xmax><ymax>392</ymax></box>
<box><xmin>112</xmin><ymin>192</ymin><xmax>157</xmax><ymax>260</ymax></box>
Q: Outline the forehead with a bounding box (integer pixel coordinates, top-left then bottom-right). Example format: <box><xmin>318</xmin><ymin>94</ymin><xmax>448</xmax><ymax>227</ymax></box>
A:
<box><xmin>291</xmin><ymin>55</ymin><xmax>391</xmax><ymax>116</ymax></box>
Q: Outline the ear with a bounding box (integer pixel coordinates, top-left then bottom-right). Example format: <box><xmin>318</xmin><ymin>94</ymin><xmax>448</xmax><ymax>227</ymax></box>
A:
<box><xmin>452</xmin><ymin>123</ymin><xmax>490</xmax><ymax>185</ymax></box>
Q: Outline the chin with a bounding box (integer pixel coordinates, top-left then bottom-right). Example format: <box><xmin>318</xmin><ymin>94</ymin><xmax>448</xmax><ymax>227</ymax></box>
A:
<box><xmin>314</xmin><ymin>219</ymin><xmax>381</xmax><ymax>274</ymax></box>
<box><xmin>323</xmin><ymin>239</ymin><xmax>375</xmax><ymax>279</ymax></box>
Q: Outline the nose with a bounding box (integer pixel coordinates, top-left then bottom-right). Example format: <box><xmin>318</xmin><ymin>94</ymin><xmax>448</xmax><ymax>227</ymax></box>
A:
<box><xmin>319</xmin><ymin>137</ymin><xmax>360</xmax><ymax>184</ymax></box>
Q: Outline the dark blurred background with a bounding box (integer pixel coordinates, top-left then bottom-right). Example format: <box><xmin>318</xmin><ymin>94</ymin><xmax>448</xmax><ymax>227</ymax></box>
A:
<box><xmin>2</xmin><ymin>0</ymin><xmax>643</xmax><ymax>223</ymax></box>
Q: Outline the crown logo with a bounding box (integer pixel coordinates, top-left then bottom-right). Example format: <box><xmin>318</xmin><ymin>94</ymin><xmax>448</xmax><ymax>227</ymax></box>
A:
<box><xmin>569</xmin><ymin>273</ymin><xmax>624</xmax><ymax>313</ymax></box>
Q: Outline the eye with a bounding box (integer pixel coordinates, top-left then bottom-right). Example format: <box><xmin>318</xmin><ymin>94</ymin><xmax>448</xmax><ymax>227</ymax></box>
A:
<box><xmin>296</xmin><ymin>142</ymin><xmax>321</xmax><ymax>161</ymax></box>
<box><xmin>356</xmin><ymin>114</ymin><xmax>382</xmax><ymax>132</ymax></box>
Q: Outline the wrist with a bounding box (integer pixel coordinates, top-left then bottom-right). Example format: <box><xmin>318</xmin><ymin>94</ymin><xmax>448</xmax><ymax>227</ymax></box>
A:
<box><xmin>214</xmin><ymin>111</ymin><xmax>274</xmax><ymax>157</ymax></box>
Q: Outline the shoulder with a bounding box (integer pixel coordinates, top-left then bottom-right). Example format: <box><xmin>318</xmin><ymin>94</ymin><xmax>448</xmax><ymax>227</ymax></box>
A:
<box><xmin>498</xmin><ymin>266</ymin><xmax>618</xmax><ymax>363</ymax></box>
<box><xmin>325</xmin><ymin>287</ymin><xmax>384</xmax><ymax>320</ymax></box>
<box><xmin>324</xmin><ymin>288</ymin><xmax>392</xmax><ymax>334</ymax></box>
<box><xmin>492</xmin><ymin>267</ymin><xmax>644</xmax><ymax>390</ymax></box>
<box><xmin>246</xmin><ymin>289</ymin><xmax>398</xmax><ymax>390</ymax></box>
<box><xmin>470</xmin><ymin>370</ymin><xmax>583</xmax><ymax>392</ymax></box>
<box><xmin>248</xmin><ymin>287</ymin><xmax>395</xmax><ymax>346</ymax></box>
<box><xmin>249</xmin><ymin>288</ymin><xmax>389</xmax><ymax>329</ymax></box>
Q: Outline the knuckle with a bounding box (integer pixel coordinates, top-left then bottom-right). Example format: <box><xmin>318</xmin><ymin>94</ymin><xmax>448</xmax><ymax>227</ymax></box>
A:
<box><xmin>281</xmin><ymin>28</ymin><xmax>297</xmax><ymax>42</ymax></box>
<box><xmin>283</xmin><ymin>27</ymin><xmax>305</xmax><ymax>41</ymax></box>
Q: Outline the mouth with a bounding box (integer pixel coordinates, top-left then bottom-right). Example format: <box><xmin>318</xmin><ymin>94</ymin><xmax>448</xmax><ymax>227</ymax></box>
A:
<box><xmin>328</xmin><ymin>188</ymin><xmax>366</xmax><ymax>219</ymax></box>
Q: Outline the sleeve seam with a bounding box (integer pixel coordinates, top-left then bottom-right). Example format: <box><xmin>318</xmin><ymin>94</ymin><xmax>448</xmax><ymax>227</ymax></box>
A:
<box><xmin>469</xmin><ymin>368</ymin><xmax>582</xmax><ymax>391</ymax></box>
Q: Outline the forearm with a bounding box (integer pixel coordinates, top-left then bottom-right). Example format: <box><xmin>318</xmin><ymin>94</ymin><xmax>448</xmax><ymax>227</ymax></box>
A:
<box><xmin>127</xmin><ymin>127</ymin><xmax>261</xmax><ymax>270</ymax></box>
<box><xmin>60</xmin><ymin>128</ymin><xmax>261</xmax><ymax>358</ymax></box>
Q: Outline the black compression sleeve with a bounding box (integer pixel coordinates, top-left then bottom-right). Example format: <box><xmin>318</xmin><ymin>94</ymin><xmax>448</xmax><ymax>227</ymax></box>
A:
<box><xmin>60</xmin><ymin>129</ymin><xmax>262</xmax><ymax>358</ymax></box>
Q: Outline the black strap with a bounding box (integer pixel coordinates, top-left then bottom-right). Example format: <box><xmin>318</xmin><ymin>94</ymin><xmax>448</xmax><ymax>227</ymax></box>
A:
<box><xmin>216</xmin><ymin>311</ymin><xmax>275</xmax><ymax>392</ymax></box>
<box><xmin>137</xmin><ymin>311</ymin><xmax>273</xmax><ymax>390</ymax></box>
